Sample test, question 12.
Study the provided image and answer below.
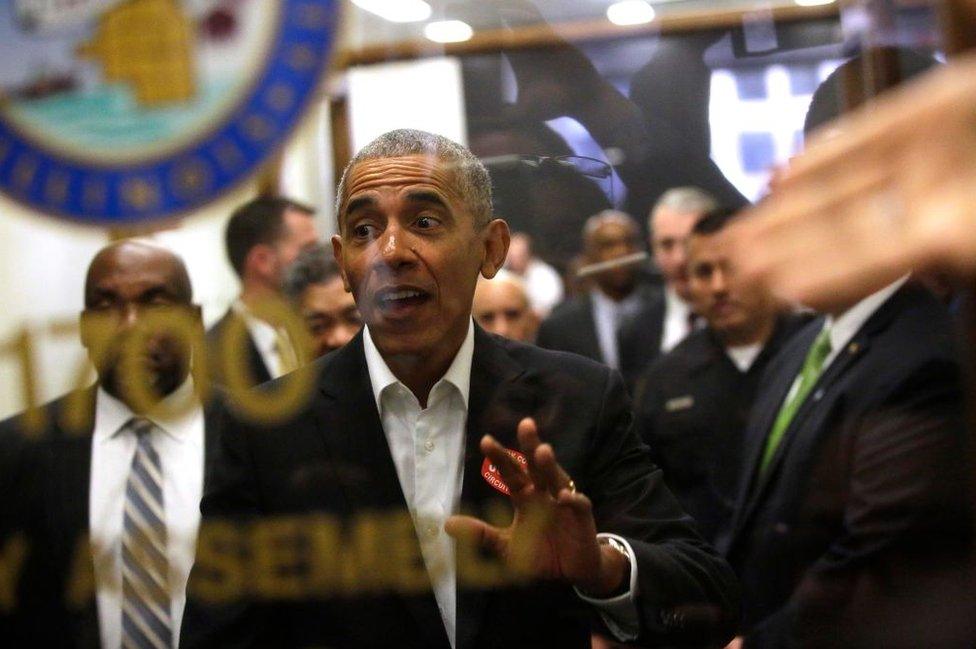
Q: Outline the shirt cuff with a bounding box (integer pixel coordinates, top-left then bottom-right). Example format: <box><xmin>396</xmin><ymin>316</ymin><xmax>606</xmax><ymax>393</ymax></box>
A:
<box><xmin>574</xmin><ymin>533</ymin><xmax>640</xmax><ymax>642</ymax></box>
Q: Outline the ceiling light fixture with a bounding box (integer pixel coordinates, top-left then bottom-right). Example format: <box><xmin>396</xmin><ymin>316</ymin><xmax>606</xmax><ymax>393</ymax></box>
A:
<box><xmin>606</xmin><ymin>0</ymin><xmax>656</xmax><ymax>26</ymax></box>
<box><xmin>351</xmin><ymin>0</ymin><xmax>431</xmax><ymax>23</ymax></box>
<box><xmin>424</xmin><ymin>20</ymin><xmax>474</xmax><ymax>43</ymax></box>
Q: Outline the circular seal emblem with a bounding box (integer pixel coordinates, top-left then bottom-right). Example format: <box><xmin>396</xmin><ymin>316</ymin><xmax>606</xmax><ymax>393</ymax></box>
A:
<box><xmin>0</xmin><ymin>0</ymin><xmax>338</xmax><ymax>224</ymax></box>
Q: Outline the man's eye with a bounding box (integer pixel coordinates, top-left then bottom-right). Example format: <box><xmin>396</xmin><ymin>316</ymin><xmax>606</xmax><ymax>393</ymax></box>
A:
<box><xmin>352</xmin><ymin>223</ymin><xmax>374</xmax><ymax>238</ymax></box>
<box><xmin>416</xmin><ymin>215</ymin><xmax>439</xmax><ymax>229</ymax></box>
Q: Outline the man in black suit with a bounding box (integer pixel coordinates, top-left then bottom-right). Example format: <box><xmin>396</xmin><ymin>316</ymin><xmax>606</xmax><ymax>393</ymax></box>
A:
<box><xmin>634</xmin><ymin>209</ymin><xmax>806</xmax><ymax>545</ymax></box>
<box><xmin>719</xmin><ymin>48</ymin><xmax>973</xmax><ymax>649</ymax></box>
<box><xmin>536</xmin><ymin>210</ymin><xmax>657</xmax><ymax>374</ymax></box>
<box><xmin>182</xmin><ymin>129</ymin><xmax>739</xmax><ymax>648</ymax></box>
<box><xmin>0</xmin><ymin>240</ymin><xmax>225</xmax><ymax>648</ymax></box>
<box><xmin>617</xmin><ymin>186</ymin><xmax>718</xmax><ymax>389</ymax></box>
<box><xmin>207</xmin><ymin>196</ymin><xmax>319</xmax><ymax>387</ymax></box>
<box><xmin>721</xmin><ymin>275</ymin><xmax>971</xmax><ymax>648</ymax></box>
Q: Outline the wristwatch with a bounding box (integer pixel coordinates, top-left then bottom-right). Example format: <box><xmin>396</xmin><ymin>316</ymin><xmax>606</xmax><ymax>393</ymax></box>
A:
<box><xmin>598</xmin><ymin>536</ymin><xmax>631</xmax><ymax>597</ymax></box>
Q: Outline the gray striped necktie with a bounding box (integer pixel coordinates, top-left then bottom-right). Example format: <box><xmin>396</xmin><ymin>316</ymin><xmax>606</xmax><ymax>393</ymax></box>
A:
<box><xmin>122</xmin><ymin>417</ymin><xmax>172</xmax><ymax>649</ymax></box>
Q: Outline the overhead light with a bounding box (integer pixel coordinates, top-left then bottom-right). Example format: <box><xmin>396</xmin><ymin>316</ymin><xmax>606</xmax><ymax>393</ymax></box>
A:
<box><xmin>424</xmin><ymin>20</ymin><xmax>474</xmax><ymax>43</ymax></box>
<box><xmin>794</xmin><ymin>0</ymin><xmax>835</xmax><ymax>6</ymax></box>
<box><xmin>607</xmin><ymin>0</ymin><xmax>656</xmax><ymax>26</ymax></box>
<box><xmin>351</xmin><ymin>0</ymin><xmax>431</xmax><ymax>23</ymax></box>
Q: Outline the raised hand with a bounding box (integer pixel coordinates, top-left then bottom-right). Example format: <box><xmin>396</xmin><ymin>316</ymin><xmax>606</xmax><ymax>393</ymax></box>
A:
<box><xmin>445</xmin><ymin>417</ymin><xmax>629</xmax><ymax>597</ymax></box>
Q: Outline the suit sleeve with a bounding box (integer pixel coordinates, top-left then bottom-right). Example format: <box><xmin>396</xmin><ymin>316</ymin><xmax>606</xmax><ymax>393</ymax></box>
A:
<box><xmin>586</xmin><ymin>368</ymin><xmax>741</xmax><ymax>647</ymax></box>
<box><xmin>180</xmin><ymin>403</ymin><xmax>282</xmax><ymax>649</ymax></box>
<box><xmin>744</xmin><ymin>358</ymin><xmax>971</xmax><ymax>648</ymax></box>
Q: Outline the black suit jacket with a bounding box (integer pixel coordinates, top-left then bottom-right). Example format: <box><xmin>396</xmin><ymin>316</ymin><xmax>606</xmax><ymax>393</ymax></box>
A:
<box><xmin>207</xmin><ymin>308</ymin><xmax>273</xmax><ymax>387</ymax></box>
<box><xmin>724</xmin><ymin>284</ymin><xmax>972</xmax><ymax>648</ymax></box>
<box><xmin>634</xmin><ymin>314</ymin><xmax>808</xmax><ymax>545</ymax></box>
<box><xmin>182</xmin><ymin>326</ymin><xmax>740</xmax><ymax>649</ymax></box>
<box><xmin>616</xmin><ymin>291</ymin><xmax>667</xmax><ymax>391</ymax></box>
<box><xmin>537</xmin><ymin>285</ymin><xmax>662</xmax><ymax>385</ymax></box>
<box><xmin>0</xmin><ymin>387</ymin><xmax>225</xmax><ymax>649</ymax></box>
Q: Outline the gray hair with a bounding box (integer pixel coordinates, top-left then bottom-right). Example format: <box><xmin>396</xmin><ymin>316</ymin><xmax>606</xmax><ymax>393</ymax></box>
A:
<box><xmin>651</xmin><ymin>187</ymin><xmax>718</xmax><ymax>222</ymax></box>
<box><xmin>335</xmin><ymin>129</ymin><xmax>493</xmax><ymax>229</ymax></box>
<box><xmin>282</xmin><ymin>243</ymin><xmax>341</xmax><ymax>302</ymax></box>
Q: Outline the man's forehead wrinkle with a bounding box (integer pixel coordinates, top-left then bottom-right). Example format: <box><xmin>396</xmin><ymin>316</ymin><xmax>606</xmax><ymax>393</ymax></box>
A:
<box><xmin>346</xmin><ymin>156</ymin><xmax>463</xmax><ymax>198</ymax></box>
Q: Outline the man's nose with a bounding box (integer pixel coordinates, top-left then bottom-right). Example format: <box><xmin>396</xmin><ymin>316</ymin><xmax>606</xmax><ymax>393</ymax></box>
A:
<box><xmin>376</xmin><ymin>226</ymin><xmax>416</xmax><ymax>270</ymax></box>
<box><xmin>711</xmin><ymin>267</ymin><xmax>728</xmax><ymax>293</ymax></box>
<box><xmin>118</xmin><ymin>303</ymin><xmax>141</xmax><ymax>331</ymax></box>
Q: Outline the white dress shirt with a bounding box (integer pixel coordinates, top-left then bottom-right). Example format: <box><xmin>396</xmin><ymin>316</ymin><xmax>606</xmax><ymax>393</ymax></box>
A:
<box><xmin>364</xmin><ymin>322</ymin><xmax>471</xmax><ymax>646</ymax></box>
<box><xmin>363</xmin><ymin>320</ymin><xmax>640</xmax><ymax>646</ymax></box>
<box><xmin>725</xmin><ymin>342</ymin><xmax>763</xmax><ymax>372</ymax></box>
<box><xmin>591</xmin><ymin>289</ymin><xmax>644</xmax><ymax>370</ymax></box>
<box><xmin>232</xmin><ymin>299</ymin><xmax>293</xmax><ymax>379</ymax></box>
<box><xmin>89</xmin><ymin>378</ymin><xmax>205</xmax><ymax>649</ymax></box>
<box><xmin>661</xmin><ymin>287</ymin><xmax>693</xmax><ymax>354</ymax></box>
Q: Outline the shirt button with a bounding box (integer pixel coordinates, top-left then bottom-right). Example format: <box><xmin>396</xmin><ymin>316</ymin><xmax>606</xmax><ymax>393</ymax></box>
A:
<box><xmin>425</xmin><ymin>523</ymin><xmax>439</xmax><ymax>539</ymax></box>
<box><xmin>424</xmin><ymin>440</ymin><xmax>435</xmax><ymax>453</ymax></box>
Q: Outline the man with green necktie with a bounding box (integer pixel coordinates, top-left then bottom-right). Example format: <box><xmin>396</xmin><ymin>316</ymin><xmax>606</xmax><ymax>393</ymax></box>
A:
<box><xmin>719</xmin><ymin>272</ymin><xmax>972</xmax><ymax>648</ymax></box>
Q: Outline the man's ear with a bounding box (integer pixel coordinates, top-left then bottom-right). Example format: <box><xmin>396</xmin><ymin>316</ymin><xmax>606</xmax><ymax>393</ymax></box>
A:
<box><xmin>480</xmin><ymin>219</ymin><xmax>511</xmax><ymax>280</ymax></box>
<box><xmin>331</xmin><ymin>234</ymin><xmax>352</xmax><ymax>293</ymax></box>
<box><xmin>246</xmin><ymin>244</ymin><xmax>276</xmax><ymax>280</ymax></box>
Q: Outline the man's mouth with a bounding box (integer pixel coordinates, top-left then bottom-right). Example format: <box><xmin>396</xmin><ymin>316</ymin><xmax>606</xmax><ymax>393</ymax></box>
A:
<box><xmin>375</xmin><ymin>287</ymin><xmax>431</xmax><ymax>316</ymax></box>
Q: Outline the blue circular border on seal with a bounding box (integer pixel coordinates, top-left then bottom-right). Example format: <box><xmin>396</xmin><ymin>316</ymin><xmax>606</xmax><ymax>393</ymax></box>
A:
<box><xmin>0</xmin><ymin>0</ymin><xmax>338</xmax><ymax>225</ymax></box>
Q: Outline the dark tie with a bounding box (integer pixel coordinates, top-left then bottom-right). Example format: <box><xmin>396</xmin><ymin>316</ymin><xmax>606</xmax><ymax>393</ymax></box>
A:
<box><xmin>122</xmin><ymin>417</ymin><xmax>172</xmax><ymax>649</ymax></box>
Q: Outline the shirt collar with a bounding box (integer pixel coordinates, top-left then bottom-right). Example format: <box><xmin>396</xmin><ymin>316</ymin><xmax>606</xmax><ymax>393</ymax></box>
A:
<box><xmin>725</xmin><ymin>342</ymin><xmax>763</xmax><ymax>372</ymax></box>
<box><xmin>94</xmin><ymin>375</ymin><xmax>202</xmax><ymax>444</ymax></box>
<box><xmin>232</xmin><ymin>299</ymin><xmax>278</xmax><ymax>354</ymax></box>
<box><xmin>592</xmin><ymin>287</ymin><xmax>643</xmax><ymax>313</ymax></box>
<box><xmin>824</xmin><ymin>275</ymin><xmax>908</xmax><ymax>353</ymax></box>
<box><xmin>363</xmin><ymin>319</ymin><xmax>474</xmax><ymax>414</ymax></box>
<box><xmin>664</xmin><ymin>286</ymin><xmax>689</xmax><ymax>315</ymax></box>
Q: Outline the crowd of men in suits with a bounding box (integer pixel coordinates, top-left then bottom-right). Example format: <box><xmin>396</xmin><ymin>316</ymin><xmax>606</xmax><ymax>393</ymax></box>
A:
<box><xmin>0</xmin><ymin>123</ymin><xmax>972</xmax><ymax>649</ymax></box>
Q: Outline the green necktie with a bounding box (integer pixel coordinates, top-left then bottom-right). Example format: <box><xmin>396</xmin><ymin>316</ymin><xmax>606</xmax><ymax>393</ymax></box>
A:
<box><xmin>759</xmin><ymin>327</ymin><xmax>833</xmax><ymax>475</ymax></box>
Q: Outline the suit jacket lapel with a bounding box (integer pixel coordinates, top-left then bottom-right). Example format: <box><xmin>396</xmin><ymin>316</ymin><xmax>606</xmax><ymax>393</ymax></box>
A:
<box><xmin>47</xmin><ymin>390</ymin><xmax>99</xmax><ymax>646</ymax></box>
<box><xmin>740</xmin><ymin>335</ymin><xmax>867</xmax><ymax>524</ymax></box>
<box><xmin>456</xmin><ymin>328</ymin><xmax>524</xmax><ymax>649</ymax></box>
<box><xmin>316</xmin><ymin>332</ymin><xmax>449</xmax><ymax>649</ymax></box>
<box><xmin>734</xmin><ymin>288</ymin><xmax>911</xmax><ymax>539</ymax></box>
<box><xmin>201</xmin><ymin>388</ymin><xmax>229</xmax><ymax>491</ymax></box>
<box><xmin>317</xmin><ymin>333</ymin><xmax>407</xmax><ymax>512</ymax></box>
<box><xmin>246</xmin><ymin>329</ymin><xmax>273</xmax><ymax>385</ymax></box>
<box><xmin>579</xmin><ymin>294</ymin><xmax>604</xmax><ymax>362</ymax></box>
<box><xmin>734</xmin><ymin>323</ymin><xmax>816</xmax><ymax>514</ymax></box>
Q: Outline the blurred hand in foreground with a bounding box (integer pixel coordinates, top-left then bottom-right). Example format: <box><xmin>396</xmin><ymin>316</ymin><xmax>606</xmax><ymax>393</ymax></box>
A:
<box><xmin>729</xmin><ymin>53</ymin><xmax>976</xmax><ymax>312</ymax></box>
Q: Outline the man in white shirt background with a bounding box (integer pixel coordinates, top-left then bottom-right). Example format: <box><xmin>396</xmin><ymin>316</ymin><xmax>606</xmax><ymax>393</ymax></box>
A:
<box><xmin>617</xmin><ymin>186</ymin><xmax>719</xmax><ymax>391</ymax></box>
<box><xmin>536</xmin><ymin>210</ymin><xmax>658</xmax><ymax>382</ymax></box>
<box><xmin>207</xmin><ymin>196</ymin><xmax>319</xmax><ymax>387</ymax></box>
<box><xmin>0</xmin><ymin>240</ymin><xmax>225</xmax><ymax>648</ymax></box>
